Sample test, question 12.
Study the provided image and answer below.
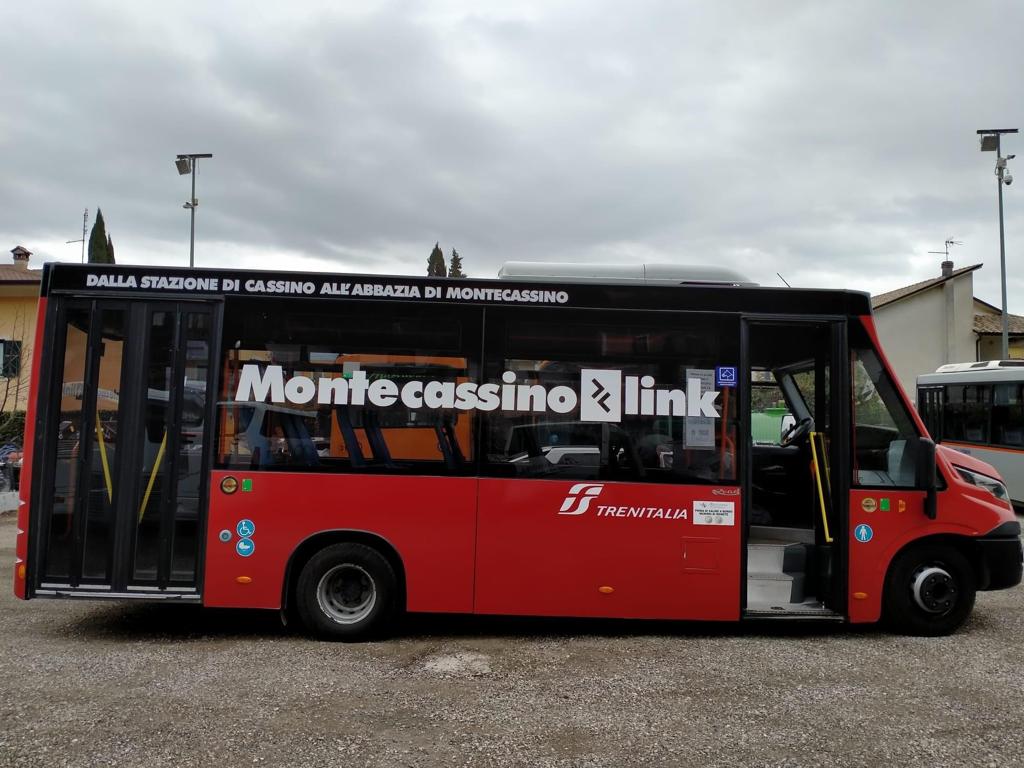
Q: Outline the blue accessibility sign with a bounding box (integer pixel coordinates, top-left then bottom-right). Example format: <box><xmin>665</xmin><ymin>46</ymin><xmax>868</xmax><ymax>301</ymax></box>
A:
<box><xmin>716</xmin><ymin>366</ymin><xmax>738</xmax><ymax>388</ymax></box>
<box><xmin>854</xmin><ymin>524</ymin><xmax>874</xmax><ymax>543</ymax></box>
<box><xmin>236</xmin><ymin>538</ymin><xmax>255</xmax><ymax>557</ymax></box>
<box><xmin>236</xmin><ymin>519</ymin><xmax>255</xmax><ymax>538</ymax></box>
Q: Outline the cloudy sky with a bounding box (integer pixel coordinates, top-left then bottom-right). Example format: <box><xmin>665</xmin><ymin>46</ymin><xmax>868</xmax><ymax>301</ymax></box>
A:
<box><xmin>2</xmin><ymin>1</ymin><xmax>1022</xmax><ymax>308</ymax></box>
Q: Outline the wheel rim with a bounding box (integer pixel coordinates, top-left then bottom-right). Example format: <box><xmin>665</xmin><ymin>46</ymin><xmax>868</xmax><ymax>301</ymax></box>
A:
<box><xmin>316</xmin><ymin>564</ymin><xmax>376</xmax><ymax>624</ymax></box>
<box><xmin>910</xmin><ymin>564</ymin><xmax>957</xmax><ymax>615</ymax></box>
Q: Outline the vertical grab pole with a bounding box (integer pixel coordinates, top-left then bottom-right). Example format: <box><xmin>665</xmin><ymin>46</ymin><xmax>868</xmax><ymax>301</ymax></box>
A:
<box><xmin>94</xmin><ymin>412</ymin><xmax>113</xmax><ymax>502</ymax></box>
<box><xmin>809</xmin><ymin>432</ymin><xmax>834</xmax><ymax>543</ymax></box>
<box><xmin>137</xmin><ymin>431</ymin><xmax>168</xmax><ymax>523</ymax></box>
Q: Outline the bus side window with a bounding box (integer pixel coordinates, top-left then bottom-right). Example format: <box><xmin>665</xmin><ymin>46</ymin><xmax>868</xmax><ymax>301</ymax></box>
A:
<box><xmin>945</xmin><ymin>384</ymin><xmax>992</xmax><ymax>444</ymax></box>
<box><xmin>481</xmin><ymin>311</ymin><xmax>739</xmax><ymax>485</ymax></box>
<box><xmin>851</xmin><ymin>347</ymin><xmax>918</xmax><ymax>488</ymax></box>
<box><xmin>993</xmin><ymin>383</ymin><xmax>1024</xmax><ymax>447</ymax></box>
<box><xmin>216</xmin><ymin>299</ymin><xmax>480</xmax><ymax>476</ymax></box>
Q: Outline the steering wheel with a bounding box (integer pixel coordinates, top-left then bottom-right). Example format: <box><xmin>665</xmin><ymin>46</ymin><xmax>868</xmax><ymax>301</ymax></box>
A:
<box><xmin>780</xmin><ymin>417</ymin><xmax>813</xmax><ymax>447</ymax></box>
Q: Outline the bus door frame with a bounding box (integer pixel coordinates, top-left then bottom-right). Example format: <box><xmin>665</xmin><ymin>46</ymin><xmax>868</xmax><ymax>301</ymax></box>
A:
<box><xmin>739</xmin><ymin>314</ymin><xmax>851</xmax><ymax>615</ymax></box>
<box><xmin>28</xmin><ymin>293</ymin><xmax>222</xmax><ymax>597</ymax></box>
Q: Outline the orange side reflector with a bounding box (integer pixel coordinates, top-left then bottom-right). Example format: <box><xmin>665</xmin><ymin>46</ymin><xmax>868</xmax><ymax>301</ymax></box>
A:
<box><xmin>16</xmin><ymin>564</ymin><xmax>25</xmax><ymax>580</ymax></box>
<box><xmin>598</xmin><ymin>586</ymin><xmax>614</xmax><ymax>594</ymax></box>
<box><xmin>853</xmin><ymin>591</ymin><xmax>868</xmax><ymax>600</ymax></box>
<box><xmin>236</xmin><ymin>576</ymin><xmax>252</xmax><ymax>584</ymax></box>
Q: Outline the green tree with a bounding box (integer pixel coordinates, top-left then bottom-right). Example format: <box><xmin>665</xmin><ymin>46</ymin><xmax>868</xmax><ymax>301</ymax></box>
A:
<box><xmin>448</xmin><ymin>249</ymin><xmax>465</xmax><ymax>278</ymax></box>
<box><xmin>427</xmin><ymin>242</ymin><xmax>446</xmax><ymax>276</ymax></box>
<box><xmin>88</xmin><ymin>208</ymin><xmax>115</xmax><ymax>264</ymax></box>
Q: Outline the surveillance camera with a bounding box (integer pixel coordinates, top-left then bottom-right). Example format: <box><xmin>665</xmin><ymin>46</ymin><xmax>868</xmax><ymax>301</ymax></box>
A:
<box><xmin>1004</xmin><ymin>174</ymin><xmax>1013</xmax><ymax>186</ymax></box>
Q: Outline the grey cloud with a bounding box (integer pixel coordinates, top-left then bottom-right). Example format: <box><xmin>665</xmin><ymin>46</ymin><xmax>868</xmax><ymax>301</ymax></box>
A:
<box><xmin>1</xmin><ymin>1</ymin><xmax>1022</xmax><ymax>305</ymax></box>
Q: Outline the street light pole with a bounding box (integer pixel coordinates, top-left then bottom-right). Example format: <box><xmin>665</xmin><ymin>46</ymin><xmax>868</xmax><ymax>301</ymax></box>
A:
<box><xmin>175</xmin><ymin>153</ymin><xmax>213</xmax><ymax>268</ymax></box>
<box><xmin>189</xmin><ymin>160</ymin><xmax>197</xmax><ymax>267</ymax></box>
<box><xmin>65</xmin><ymin>208</ymin><xmax>89</xmax><ymax>263</ymax></box>
<box><xmin>978</xmin><ymin>129</ymin><xmax>1017</xmax><ymax>359</ymax></box>
<box><xmin>997</xmin><ymin>145</ymin><xmax>1009</xmax><ymax>358</ymax></box>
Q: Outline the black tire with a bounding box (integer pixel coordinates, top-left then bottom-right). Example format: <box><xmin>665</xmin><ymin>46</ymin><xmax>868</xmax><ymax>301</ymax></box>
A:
<box><xmin>295</xmin><ymin>543</ymin><xmax>397</xmax><ymax>641</ymax></box>
<box><xmin>882</xmin><ymin>543</ymin><xmax>976</xmax><ymax>636</ymax></box>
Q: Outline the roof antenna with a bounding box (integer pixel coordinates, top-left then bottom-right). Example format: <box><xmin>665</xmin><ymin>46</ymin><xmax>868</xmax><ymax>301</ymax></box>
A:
<box><xmin>928</xmin><ymin>238</ymin><xmax>962</xmax><ymax>277</ymax></box>
<box><xmin>776</xmin><ymin>272</ymin><xmax>791</xmax><ymax>287</ymax></box>
<box><xmin>928</xmin><ymin>238</ymin><xmax>962</xmax><ymax>259</ymax></box>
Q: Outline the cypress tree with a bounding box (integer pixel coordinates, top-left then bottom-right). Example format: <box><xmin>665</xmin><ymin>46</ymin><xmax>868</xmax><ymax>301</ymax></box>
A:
<box><xmin>427</xmin><ymin>242</ymin><xmax>447</xmax><ymax>276</ymax></box>
<box><xmin>448</xmin><ymin>249</ymin><xmax>465</xmax><ymax>278</ymax></box>
<box><xmin>88</xmin><ymin>209</ymin><xmax>114</xmax><ymax>264</ymax></box>
<box><xmin>106</xmin><ymin>234</ymin><xmax>115</xmax><ymax>264</ymax></box>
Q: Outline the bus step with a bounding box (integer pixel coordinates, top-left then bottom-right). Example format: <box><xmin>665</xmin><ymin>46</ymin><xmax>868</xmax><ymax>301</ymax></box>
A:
<box><xmin>747</xmin><ymin>541</ymin><xmax>806</xmax><ymax>573</ymax></box>
<box><xmin>743</xmin><ymin>607</ymin><xmax>843</xmax><ymax>620</ymax></box>
<box><xmin>746</xmin><ymin>570</ymin><xmax>805</xmax><ymax>605</ymax></box>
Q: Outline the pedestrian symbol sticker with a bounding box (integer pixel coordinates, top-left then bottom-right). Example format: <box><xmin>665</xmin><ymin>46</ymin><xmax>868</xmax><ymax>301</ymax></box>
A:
<box><xmin>236</xmin><ymin>538</ymin><xmax>255</xmax><ymax>557</ymax></box>
<box><xmin>854</xmin><ymin>524</ymin><xmax>873</xmax><ymax>543</ymax></box>
<box><xmin>236</xmin><ymin>519</ymin><xmax>255</xmax><ymax>538</ymax></box>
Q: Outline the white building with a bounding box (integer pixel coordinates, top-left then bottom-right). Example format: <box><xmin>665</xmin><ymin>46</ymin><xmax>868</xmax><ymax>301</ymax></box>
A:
<box><xmin>872</xmin><ymin>260</ymin><xmax>1024</xmax><ymax>401</ymax></box>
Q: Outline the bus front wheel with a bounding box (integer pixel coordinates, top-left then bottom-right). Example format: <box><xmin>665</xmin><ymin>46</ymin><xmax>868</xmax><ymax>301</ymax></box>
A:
<box><xmin>882</xmin><ymin>543</ymin><xmax>976</xmax><ymax>636</ymax></box>
<box><xmin>295</xmin><ymin>543</ymin><xmax>397</xmax><ymax>641</ymax></box>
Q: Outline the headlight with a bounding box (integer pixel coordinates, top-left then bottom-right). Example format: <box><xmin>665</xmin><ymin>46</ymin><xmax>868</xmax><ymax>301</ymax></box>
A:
<box><xmin>955</xmin><ymin>466</ymin><xmax>1010</xmax><ymax>502</ymax></box>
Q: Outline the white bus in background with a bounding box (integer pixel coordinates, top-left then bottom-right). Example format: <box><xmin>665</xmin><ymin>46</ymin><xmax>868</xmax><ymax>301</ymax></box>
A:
<box><xmin>918</xmin><ymin>361</ymin><xmax>1024</xmax><ymax>511</ymax></box>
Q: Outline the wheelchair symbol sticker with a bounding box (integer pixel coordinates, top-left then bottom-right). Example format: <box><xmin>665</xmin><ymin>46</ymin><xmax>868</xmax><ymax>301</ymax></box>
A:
<box><xmin>236</xmin><ymin>538</ymin><xmax>255</xmax><ymax>557</ymax></box>
<box><xmin>716</xmin><ymin>366</ymin><xmax>737</xmax><ymax>388</ymax></box>
<box><xmin>236</xmin><ymin>519</ymin><xmax>255</xmax><ymax>538</ymax></box>
<box><xmin>854</xmin><ymin>524</ymin><xmax>873</xmax><ymax>543</ymax></box>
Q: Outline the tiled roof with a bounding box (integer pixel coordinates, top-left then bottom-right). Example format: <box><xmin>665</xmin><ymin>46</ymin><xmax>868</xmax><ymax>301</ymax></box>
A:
<box><xmin>871</xmin><ymin>264</ymin><xmax>982</xmax><ymax>309</ymax></box>
<box><xmin>974</xmin><ymin>313</ymin><xmax>1024</xmax><ymax>335</ymax></box>
<box><xmin>0</xmin><ymin>266</ymin><xmax>41</xmax><ymax>283</ymax></box>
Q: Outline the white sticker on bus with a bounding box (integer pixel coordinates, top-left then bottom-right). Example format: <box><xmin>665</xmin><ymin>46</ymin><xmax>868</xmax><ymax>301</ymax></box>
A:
<box><xmin>693</xmin><ymin>500</ymin><xmax>735</xmax><ymax>526</ymax></box>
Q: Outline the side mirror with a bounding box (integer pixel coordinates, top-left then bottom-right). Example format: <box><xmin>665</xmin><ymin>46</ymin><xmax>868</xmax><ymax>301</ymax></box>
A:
<box><xmin>915</xmin><ymin>436</ymin><xmax>937</xmax><ymax>519</ymax></box>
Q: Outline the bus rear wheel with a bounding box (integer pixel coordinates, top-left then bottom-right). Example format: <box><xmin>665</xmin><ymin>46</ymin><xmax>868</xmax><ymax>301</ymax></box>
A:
<box><xmin>883</xmin><ymin>543</ymin><xmax>976</xmax><ymax>636</ymax></box>
<box><xmin>295</xmin><ymin>543</ymin><xmax>397</xmax><ymax>641</ymax></box>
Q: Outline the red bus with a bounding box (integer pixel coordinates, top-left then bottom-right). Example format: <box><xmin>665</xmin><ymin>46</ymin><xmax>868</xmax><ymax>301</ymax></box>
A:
<box><xmin>13</xmin><ymin>263</ymin><xmax>1022</xmax><ymax>639</ymax></box>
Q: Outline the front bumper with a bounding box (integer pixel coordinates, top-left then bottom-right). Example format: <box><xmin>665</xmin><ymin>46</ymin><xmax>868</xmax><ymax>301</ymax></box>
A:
<box><xmin>976</xmin><ymin>520</ymin><xmax>1023</xmax><ymax>591</ymax></box>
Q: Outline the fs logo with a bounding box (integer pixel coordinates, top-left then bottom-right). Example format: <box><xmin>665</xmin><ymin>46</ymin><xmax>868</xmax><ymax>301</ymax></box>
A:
<box><xmin>558</xmin><ymin>483</ymin><xmax>604</xmax><ymax>515</ymax></box>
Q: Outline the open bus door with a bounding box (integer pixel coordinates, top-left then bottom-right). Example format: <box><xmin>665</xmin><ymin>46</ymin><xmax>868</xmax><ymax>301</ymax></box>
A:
<box><xmin>30</xmin><ymin>299</ymin><xmax>219</xmax><ymax>598</ymax></box>
<box><xmin>743</xmin><ymin>318</ymin><xmax>848</xmax><ymax>618</ymax></box>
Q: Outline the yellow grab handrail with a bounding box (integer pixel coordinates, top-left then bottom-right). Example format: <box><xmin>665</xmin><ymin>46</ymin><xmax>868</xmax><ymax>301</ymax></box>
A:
<box><xmin>809</xmin><ymin>431</ymin><xmax>834</xmax><ymax>544</ymax></box>
<box><xmin>137</xmin><ymin>430</ymin><xmax>168</xmax><ymax>523</ymax></box>
<box><xmin>95</xmin><ymin>415</ymin><xmax>113</xmax><ymax>503</ymax></box>
<box><xmin>820</xmin><ymin>430</ymin><xmax>832</xmax><ymax>499</ymax></box>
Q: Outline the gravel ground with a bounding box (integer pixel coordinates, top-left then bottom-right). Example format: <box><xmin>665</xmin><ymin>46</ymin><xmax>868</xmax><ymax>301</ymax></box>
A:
<box><xmin>1</xmin><ymin>513</ymin><xmax>1023</xmax><ymax>768</ymax></box>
